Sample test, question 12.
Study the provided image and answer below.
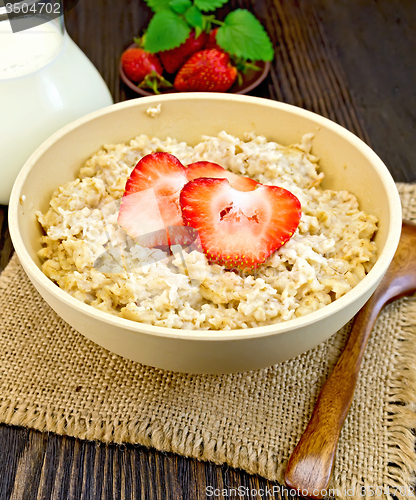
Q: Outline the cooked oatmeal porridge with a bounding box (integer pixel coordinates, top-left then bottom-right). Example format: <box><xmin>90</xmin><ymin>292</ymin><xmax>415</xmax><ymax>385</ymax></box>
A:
<box><xmin>36</xmin><ymin>132</ymin><xmax>378</xmax><ymax>330</ymax></box>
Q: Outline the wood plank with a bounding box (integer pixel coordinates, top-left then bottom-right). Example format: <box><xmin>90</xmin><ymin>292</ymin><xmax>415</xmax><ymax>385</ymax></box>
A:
<box><xmin>315</xmin><ymin>0</ymin><xmax>416</xmax><ymax>182</ymax></box>
<box><xmin>8</xmin><ymin>431</ymin><xmax>48</xmax><ymax>500</ymax></box>
<box><xmin>0</xmin><ymin>206</ymin><xmax>14</xmax><ymax>273</ymax></box>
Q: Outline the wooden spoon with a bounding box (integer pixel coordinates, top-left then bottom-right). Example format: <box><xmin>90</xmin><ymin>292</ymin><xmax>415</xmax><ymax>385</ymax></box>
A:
<box><xmin>284</xmin><ymin>220</ymin><xmax>416</xmax><ymax>499</ymax></box>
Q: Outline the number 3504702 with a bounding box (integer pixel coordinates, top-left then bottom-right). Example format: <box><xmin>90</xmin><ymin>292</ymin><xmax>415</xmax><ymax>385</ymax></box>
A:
<box><xmin>5</xmin><ymin>2</ymin><xmax>61</xmax><ymax>14</ymax></box>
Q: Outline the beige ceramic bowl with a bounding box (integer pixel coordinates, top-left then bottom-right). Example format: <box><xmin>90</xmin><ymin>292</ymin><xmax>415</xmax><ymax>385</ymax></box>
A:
<box><xmin>9</xmin><ymin>94</ymin><xmax>402</xmax><ymax>374</ymax></box>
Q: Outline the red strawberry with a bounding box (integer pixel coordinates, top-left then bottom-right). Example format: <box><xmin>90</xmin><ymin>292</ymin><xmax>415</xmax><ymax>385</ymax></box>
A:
<box><xmin>180</xmin><ymin>178</ymin><xmax>301</xmax><ymax>270</ymax></box>
<box><xmin>159</xmin><ymin>31</ymin><xmax>208</xmax><ymax>74</ymax></box>
<box><xmin>205</xmin><ymin>28</ymin><xmax>221</xmax><ymax>51</ymax></box>
<box><xmin>118</xmin><ymin>152</ymin><xmax>189</xmax><ymax>247</ymax></box>
<box><xmin>173</xmin><ymin>49</ymin><xmax>238</xmax><ymax>92</ymax></box>
<box><xmin>121</xmin><ymin>47</ymin><xmax>163</xmax><ymax>83</ymax></box>
<box><xmin>186</xmin><ymin>161</ymin><xmax>258</xmax><ymax>192</ymax></box>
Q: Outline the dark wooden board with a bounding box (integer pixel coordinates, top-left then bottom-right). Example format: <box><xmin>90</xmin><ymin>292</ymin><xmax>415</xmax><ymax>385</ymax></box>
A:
<box><xmin>315</xmin><ymin>0</ymin><xmax>416</xmax><ymax>183</ymax></box>
<box><xmin>0</xmin><ymin>0</ymin><xmax>415</xmax><ymax>498</ymax></box>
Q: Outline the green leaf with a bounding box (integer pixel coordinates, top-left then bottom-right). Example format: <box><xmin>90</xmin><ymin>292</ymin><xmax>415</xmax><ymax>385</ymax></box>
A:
<box><xmin>144</xmin><ymin>0</ymin><xmax>171</xmax><ymax>12</ymax></box>
<box><xmin>217</xmin><ymin>10</ymin><xmax>274</xmax><ymax>61</ymax></box>
<box><xmin>194</xmin><ymin>0</ymin><xmax>228</xmax><ymax>13</ymax></box>
<box><xmin>144</xmin><ymin>10</ymin><xmax>191</xmax><ymax>52</ymax></box>
<box><xmin>169</xmin><ymin>0</ymin><xmax>192</xmax><ymax>14</ymax></box>
<box><xmin>184</xmin><ymin>5</ymin><xmax>204</xmax><ymax>29</ymax></box>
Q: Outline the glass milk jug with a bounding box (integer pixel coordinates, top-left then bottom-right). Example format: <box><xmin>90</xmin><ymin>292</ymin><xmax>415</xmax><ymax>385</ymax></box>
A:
<box><xmin>0</xmin><ymin>0</ymin><xmax>113</xmax><ymax>204</ymax></box>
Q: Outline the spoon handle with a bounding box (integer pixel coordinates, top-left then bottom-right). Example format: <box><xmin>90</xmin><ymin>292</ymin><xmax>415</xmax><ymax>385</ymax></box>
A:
<box><xmin>284</xmin><ymin>287</ymin><xmax>387</xmax><ymax>499</ymax></box>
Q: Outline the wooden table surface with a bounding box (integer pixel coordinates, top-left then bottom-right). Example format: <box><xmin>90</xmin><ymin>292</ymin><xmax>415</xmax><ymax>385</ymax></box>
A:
<box><xmin>0</xmin><ymin>0</ymin><xmax>415</xmax><ymax>498</ymax></box>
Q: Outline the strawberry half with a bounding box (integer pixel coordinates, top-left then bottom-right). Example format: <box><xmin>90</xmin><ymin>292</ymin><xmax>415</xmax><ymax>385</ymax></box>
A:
<box><xmin>159</xmin><ymin>31</ymin><xmax>208</xmax><ymax>74</ymax></box>
<box><xmin>180</xmin><ymin>178</ymin><xmax>301</xmax><ymax>270</ymax></box>
<box><xmin>173</xmin><ymin>49</ymin><xmax>238</xmax><ymax>92</ymax></box>
<box><xmin>118</xmin><ymin>152</ymin><xmax>189</xmax><ymax>247</ymax></box>
<box><xmin>186</xmin><ymin>161</ymin><xmax>258</xmax><ymax>192</ymax></box>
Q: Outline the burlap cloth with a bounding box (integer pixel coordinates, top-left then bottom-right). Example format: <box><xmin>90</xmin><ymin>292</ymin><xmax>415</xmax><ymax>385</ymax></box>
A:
<box><xmin>1</xmin><ymin>183</ymin><xmax>416</xmax><ymax>499</ymax></box>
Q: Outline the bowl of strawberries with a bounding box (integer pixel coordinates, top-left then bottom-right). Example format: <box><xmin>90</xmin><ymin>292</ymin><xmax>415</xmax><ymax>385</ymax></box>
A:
<box><xmin>119</xmin><ymin>1</ymin><xmax>273</xmax><ymax>95</ymax></box>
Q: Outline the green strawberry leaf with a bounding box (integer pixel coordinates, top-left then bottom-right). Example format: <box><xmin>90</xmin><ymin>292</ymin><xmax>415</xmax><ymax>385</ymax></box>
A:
<box><xmin>184</xmin><ymin>5</ymin><xmax>204</xmax><ymax>29</ymax></box>
<box><xmin>144</xmin><ymin>10</ymin><xmax>191</xmax><ymax>52</ymax></box>
<box><xmin>144</xmin><ymin>0</ymin><xmax>171</xmax><ymax>12</ymax></box>
<box><xmin>169</xmin><ymin>0</ymin><xmax>192</xmax><ymax>14</ymax></box>
<box><xmin>217</xmin><ymin>9</ymin><xmax>274</xmax><ymax>61</ymax></box>
<box><xmin>194</xmin><ymin>0</ymin><xmax>228</xmax><ymax>13</ymax></box>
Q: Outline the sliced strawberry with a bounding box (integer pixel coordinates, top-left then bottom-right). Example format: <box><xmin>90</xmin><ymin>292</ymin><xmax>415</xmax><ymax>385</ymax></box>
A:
<box><xmin>186</xmin><ymin>161</ymin><xmax>258</xmax><ymax>192</ymax></box>
<box><xmin>180</xmin><ymin>178</ymin><xmax>301</xmax><ymax>270</ymax></box>
<box><xmin>117</xmin><ymin>191</ymin><xmax>168</xmax><ymax>247</ymax></box>
<box><xmin>123</xmin><ymin>152</ymin><xmax>187</xmax><ymax>227</ymax></box>
<box><xmin>118</xmin><ymin>152</ymin><xmax>189</xmax><ymax>247</ymax></box>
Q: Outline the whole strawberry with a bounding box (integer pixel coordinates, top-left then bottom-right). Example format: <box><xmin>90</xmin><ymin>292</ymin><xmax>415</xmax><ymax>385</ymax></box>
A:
<box><xmin>159</xmin><ymin>31</ymin><xmax>208</xmax><ymax>74</ymax></box>
<box><xmin>174</xmin><ymin>49</ymin><xmax>237</xmax><ymax>92</ymax></box>
<box><xmin>121</xmin><ymin>47</ymin><xmax>163</xmax><ymax>83</ymax></box>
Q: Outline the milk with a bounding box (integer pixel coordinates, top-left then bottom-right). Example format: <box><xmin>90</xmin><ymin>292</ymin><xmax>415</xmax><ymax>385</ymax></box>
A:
<box><xmin>0</xmin><ymin>18</ymin><xmax>113</xmax><ymax>204</ymax></box>
<box><xmin>0</xmin><ymin>20</ymin><xmax>63</xmax><ymax>79</ymax></box>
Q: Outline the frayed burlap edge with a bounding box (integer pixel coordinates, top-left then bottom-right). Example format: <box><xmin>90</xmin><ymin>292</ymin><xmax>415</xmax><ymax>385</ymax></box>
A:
<box><xmin>1</xmin><ymin>185</ymin><xmax>416</xmax><ymax>499</ymax></box>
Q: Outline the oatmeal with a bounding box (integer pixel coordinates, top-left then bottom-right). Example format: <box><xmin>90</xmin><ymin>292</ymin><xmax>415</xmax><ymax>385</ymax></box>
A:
<box><xmin>36</xmin><ymin>132</ymin><xmax>378</xmax><ymax>330</ymax></box>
